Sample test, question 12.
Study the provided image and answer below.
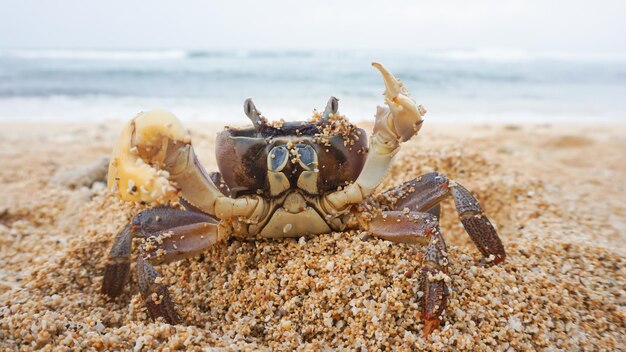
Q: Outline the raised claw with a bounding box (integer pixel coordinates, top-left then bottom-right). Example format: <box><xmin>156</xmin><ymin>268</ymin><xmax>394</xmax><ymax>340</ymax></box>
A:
<box><xmin>107</xmin><ymin>109</ymin><xmax>191</xmax><ymax>204</ymax></box>
<box><xmin>323</xmin><ymin>63</ymin><xmax>429</xmax><ymax>204</ymax></box>
<box><xmin>372</xmin><ymin>62</ymin><xmax>426</xmax><ymax>142</ymax></box>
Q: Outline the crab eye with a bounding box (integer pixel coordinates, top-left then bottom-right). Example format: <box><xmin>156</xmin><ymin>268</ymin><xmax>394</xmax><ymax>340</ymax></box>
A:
<box><xmin>296</xmin><ymin>144</ymin><xmax>318</xmax><ymax>171</ymax></box>
<box><xmin>268</xmin><ymin>146</ymin><xmax>289</xmax><ymax>172</ymax></box>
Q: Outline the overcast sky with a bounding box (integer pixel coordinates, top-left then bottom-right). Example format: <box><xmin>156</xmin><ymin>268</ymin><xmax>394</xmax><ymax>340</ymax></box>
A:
<box><xmin>0</xmin><ymin>0</ymin><xmax>624</xmax><ymax>54</ymax></box>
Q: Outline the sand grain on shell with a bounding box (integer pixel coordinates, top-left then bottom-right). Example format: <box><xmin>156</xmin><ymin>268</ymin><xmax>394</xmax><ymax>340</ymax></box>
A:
<box><xmin>0</xmin><ymin>122</ymin><xmax>625</xmax><ymax>351</ymax></box>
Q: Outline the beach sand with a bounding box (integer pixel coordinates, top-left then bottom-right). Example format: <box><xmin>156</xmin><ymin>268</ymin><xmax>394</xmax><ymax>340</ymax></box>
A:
<box><xmin>0</xmin><ymin>121</ymin><xmax>624</xmax><ymax>351</ymax></box>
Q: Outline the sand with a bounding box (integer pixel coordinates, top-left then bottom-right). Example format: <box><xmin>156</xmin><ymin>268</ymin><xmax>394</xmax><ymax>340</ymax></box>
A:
<box><xmin>0</xmin><ymin>121</ymin><xmax>624</xmax><ymax>351</ymax></box>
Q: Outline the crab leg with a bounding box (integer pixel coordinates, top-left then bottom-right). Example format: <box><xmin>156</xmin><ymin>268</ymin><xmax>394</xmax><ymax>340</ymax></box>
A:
<box><xmin>324</xmin><ymin>63</ymin><xmax>426</xmax><ymax>212</ymax></box>
<box><xmin>102</xmin><ymin>225</ymin><xmax>134</xmax><ymax>297</ymax></box>
<box><xmin>426</xmin><ymin>204</ymin><xmax>441</xmax><ymax>219</ymax></box>
<box><xmin>107</xmin><ymin>109</ymin><xmax>263</xmax><ymax>219</ymax></box>
<box><xmin>131</xmin><ymin>206</ymin><xmax>217</xmax><ymax>236</ymax></box>
<box><xmin>140</xmin><ymin>222</ymin><xmax>221</xmax><ymax>265</ymax></box>
<box><xmin>376</xmin><ymin>172</ymin><xmax>506</xmax><ymax>264</ymax></box>
<box><xmin>136</xmin><ymin>256</ymin><xmax>180</xmax><ymax>324</ymax></box>
<box><xmin>137</xmin><ymin>221</ymin><xmax>221</xmax><ymax>323</ymax></box>
<box><xmin>363</xmin><ymin>211</ymin><xmax>449</xmax><ymax>337</ymax></box>
<box><xmin>102</xmin><ymin>207</ymin><xmax>216</xmax><ymax>298</ymax></box>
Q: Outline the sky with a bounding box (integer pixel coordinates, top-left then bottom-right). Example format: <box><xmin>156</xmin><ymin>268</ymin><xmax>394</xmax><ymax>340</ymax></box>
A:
<box><xmin>0</xmin><ymin>0</ymin><xmax>624</xmax><ymax>54</ymax></box>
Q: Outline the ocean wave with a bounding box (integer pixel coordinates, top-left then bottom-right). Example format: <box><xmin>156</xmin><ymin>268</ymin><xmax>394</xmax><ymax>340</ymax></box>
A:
<box><xmin>0</xmin><ymin>94</ymin><xmax>622</xmax><ymax>123</ymax></box>
<box><xmin>0</xmin><ymin>49</ymin><xmax>320</xmax><ymax>61</ymax></box>
<box><xmin>428</xmin><ymin>48</ymin><xmax>626</xmax><ymax>63</ymax></box>
<box><xmin>3</xmin><ymin>48</ymin><xmax>624</xmax><ymax>63</ymax></box>
<box><xmin>1</xmin><ymin>49</ymin><xmax>188</xmax><ymax>61</ymax></box>
<box><xmin>0</xmin><ymin>48</ymin><xmax>624</xmax><ymax>122</ymax></box>
<box><xmin>186</xmin><ymin>50</ymin><xmax>234</xmax><ymax>58</ymax></box>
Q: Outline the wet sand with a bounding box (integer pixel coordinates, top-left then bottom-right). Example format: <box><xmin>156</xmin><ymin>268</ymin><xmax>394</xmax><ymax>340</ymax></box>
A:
<box><xmin>0</xmin><ymin>121</ymin><xmax>624</xmax><ymax>351</ymax></box>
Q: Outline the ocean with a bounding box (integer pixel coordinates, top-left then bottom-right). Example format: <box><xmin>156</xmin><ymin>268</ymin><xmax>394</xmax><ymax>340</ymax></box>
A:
<box><xmin>1</xmin><ymin>48</ymin><xmax>625</xmax><ymax>124</ymax></box>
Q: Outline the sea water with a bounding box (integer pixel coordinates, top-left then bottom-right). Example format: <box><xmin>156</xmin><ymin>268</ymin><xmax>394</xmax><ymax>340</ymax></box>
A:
<box><xmin>1</xmin><ymin>48</ymin><xmax>625</xmax><ymax>123</ymax></box>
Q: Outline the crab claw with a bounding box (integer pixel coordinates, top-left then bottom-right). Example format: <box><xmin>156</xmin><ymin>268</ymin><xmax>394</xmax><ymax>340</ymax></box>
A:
<box><xmin>372</xmin><ymin>62</ymin><xmax>426</xmax><ymax>142</ymax></box>
<box><xmin>107</xmin><ymin>109</ymin><xmax>191</xmax><ymax>203</ymax></box>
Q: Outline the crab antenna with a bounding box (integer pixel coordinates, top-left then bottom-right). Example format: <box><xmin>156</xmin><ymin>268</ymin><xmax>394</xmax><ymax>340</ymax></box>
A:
<box><xmin>321</xmin><ymin>96</ymin><xmax>339</xmax><ymax>123</ymax></box>
<box><xmin>244</xmin><ymin>98</ymin><xmax>263</xmax><ymax>129</ymax></box>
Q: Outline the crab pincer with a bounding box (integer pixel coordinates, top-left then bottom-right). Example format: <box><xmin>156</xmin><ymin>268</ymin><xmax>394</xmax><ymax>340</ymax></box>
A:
<box><xmin>107</xmin><ymin>109</ymin><xmax>190</xmax><ymax>204</ymax></box>
<box><xmin>372</xmin><ymin>62</ymin><xmax>427</xmax><ymax>142</ymax></box>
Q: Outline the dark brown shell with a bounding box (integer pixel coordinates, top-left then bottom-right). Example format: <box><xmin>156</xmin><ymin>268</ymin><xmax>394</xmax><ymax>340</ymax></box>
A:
<box><xmin>316</xmin><ymin>131</ymin><xmax>367</xmax><ymax>192</ymax></box>
<box><xmin>215</xmin><ymin>131</ymin><xmax>268</xmax><ymax>197</ymax></box>
<box><xmin>215</xmin><ymin>122</ymin><xmax>368</xmax><ymax>196</ymax></box>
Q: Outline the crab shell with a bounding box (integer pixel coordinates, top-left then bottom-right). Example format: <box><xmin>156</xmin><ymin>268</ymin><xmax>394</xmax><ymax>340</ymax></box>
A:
<box><xmin>215</xmin><ymin>121</ymin><xmax>368</xmax><ymax>198</ymax></box>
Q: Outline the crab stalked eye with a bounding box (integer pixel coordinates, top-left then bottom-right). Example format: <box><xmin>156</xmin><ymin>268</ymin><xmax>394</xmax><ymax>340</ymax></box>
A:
<box><xmin>296</xmin><ymin>144</ymin><xmax>318</xmax><ymax>171</ymax></box>
<box><xmin>268</xmin><ymin>146</ymin><xmax>289</xmax><ymax>171</ymax></box>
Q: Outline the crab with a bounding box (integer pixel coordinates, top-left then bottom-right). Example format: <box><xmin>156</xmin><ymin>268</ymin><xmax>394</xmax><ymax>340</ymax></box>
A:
<box><xmin>101</xmin><ymin>62</ymin><xmax>506</xmax><ymax>337</ymax></box>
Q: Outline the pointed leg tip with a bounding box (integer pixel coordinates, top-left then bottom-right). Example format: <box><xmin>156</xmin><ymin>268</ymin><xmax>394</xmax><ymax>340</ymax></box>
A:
<box><xmin>492</xmin><ymin>253</ymin><xmax>506</xmax><ymax>265</ymax></box>
<box><xmin>101</xmin><ymin>285</ymin><xmax>121</xmax><ymax>298</ymax></box>
<box><xmin>423</xmin><ymin>318</ymin><xmax>440</xmax><ymax>338</ymax></box>
<box><xmin>480</xmin><ymin>252</ymin><xmax>506</xmax><ymax>266</ymax></box>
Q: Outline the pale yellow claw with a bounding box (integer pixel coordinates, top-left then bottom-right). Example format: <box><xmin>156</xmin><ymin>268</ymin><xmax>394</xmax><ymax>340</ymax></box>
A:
<box><xmin>372</xmin><ymin>62</ymin><xmax>409</xmax><ymax>99</ymax></box>
<box><xmin>325</xmin><ymin>63</ymin><xmax>428</xmax><ymax>208</ymax></box>
<box><xmin>107</xmin><ymin>109</ymin><xmax>190</xmax><ymax>204</ymax></box>
<box><xmin>372</xmin><ymin>62</ymin><xmax>426</xmax><ymax>142</ymax></box>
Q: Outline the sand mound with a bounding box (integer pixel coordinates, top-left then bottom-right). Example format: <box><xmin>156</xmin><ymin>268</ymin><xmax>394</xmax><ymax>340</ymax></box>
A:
<box><xmin>0</xmin><ymin>123</ymin><xmax>624</xmax><ymax>351</ymax></box>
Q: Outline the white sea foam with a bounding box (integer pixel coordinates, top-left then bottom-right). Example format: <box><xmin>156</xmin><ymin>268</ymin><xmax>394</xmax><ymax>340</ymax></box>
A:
<box><xmin>0</xmin><ymin>48</ymin><xmax>624</xmax><ymax>122</ymax></box>
<box><xmin>4</xmin><ymin>48</ymin><xmax>625</xmax><ymax>63</ymax></box>
<box><xmin>2</xmin><ymin>49</ymin><xmax>188</xmax><ymax>61</ymax></box>
<box><xmin>429</xmin><ymin>48</ymin><xmax>626</xmax><ymax>63</ymax></box>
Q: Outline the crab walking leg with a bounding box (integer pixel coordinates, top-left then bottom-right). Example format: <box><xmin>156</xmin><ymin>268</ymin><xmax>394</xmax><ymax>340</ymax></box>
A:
<box><xmin>102</xmin><ymin>225</ymin><xmax>134</xmax><ymax>297</ymax></box>
<box><xmin>102</xmin><ymin>207</ymin><xmax>216</xmax><ymax>298</ymax></box>
<box><xmin>136</xmin><ymin>256</ymin><xmax>180</xmax><ymax>324</ymax></box>
<box><xmin>426</xmin><ymin>204</ymin><xmax>441</xmax><ymax>219</ymax></box>
<box><xmin>364</xmin><ymin>211</ymin><xmax>450</xmax><ymax>337</ymax></box>
<box><xmin>131</xmin><ymin>206</ymin><xmax>217</xmax><ymax>236</ymax></box>
<box><xmin>419</xmin><ymin>230</ymin><xmax>450</xmax><ymax>337</ymax></box>
<box><xmin>107</xmin><ymin>109</ymin><xmax>263</xmax><ymax>219</ymax></box>
<box><xmin>451</xmin><ymin>184</ymin><xmax>506</xmax><ymax>264</ymax></box>
<box><xmin>378</xmin><ymin>172</ymin><xmax>450</xmax><ymax>212</ymax></box>
<box><xmin>137</xmin><ymin>222</ymin><xmax>222</xmax><ymax>323</ymax></box>
<box><xmin>379</xmin><ymin>172</ymin><xmax>506</xmax><ymax>264</ymax></box>
<box><xmin>324</xmin><ymin>62</ymin><xmax>427</xmax><ymax>212</ymax></box>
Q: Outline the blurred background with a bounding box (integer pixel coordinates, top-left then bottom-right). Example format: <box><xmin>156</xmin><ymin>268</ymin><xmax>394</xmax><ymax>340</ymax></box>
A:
<box><xmin>0</xmin><ymin>0</ymin><xmax>625</xmax><ymax>123</ymax></box>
